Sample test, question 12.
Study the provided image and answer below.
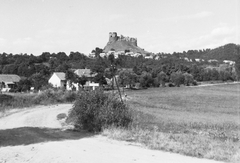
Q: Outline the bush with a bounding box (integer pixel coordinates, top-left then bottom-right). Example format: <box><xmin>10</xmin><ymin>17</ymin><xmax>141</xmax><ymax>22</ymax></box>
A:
<box><xmin>170</xmin><ymin>71</ymin><xmax>185</xmax><ymax>87</ymax></box>
<box><xmin>0</xmin><ymin>94</ymin><xmax>13</xmax><ymax>104</ymax></box>
<box><xmin>168</xmin><ymin>82</ymin><xmax>175</xmax><ymax>87</ymax></box>
<box><xmin>192</xmin><ymin>80</ymin><xmax>198</xmax><ymax>86</ymax></box>
<box><xmin>0</xmin><ymin>94</ymin><xmax>14</xmax><ymax>110</ymax></box>
<box><xmin>68</xmin><ymin>89</ymin><xmax>132</xmax><ymax>132</ymax></box>
<box><xmin>33</xmin><ymin>88</ymin><xmax>77</xmax><ymax>104</ymax></box>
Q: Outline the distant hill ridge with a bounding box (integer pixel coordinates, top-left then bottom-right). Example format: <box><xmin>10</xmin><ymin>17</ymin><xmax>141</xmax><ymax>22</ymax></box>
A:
<box><xmin>174</xmin><ymin>43</ymin><xmax>240</xmax><ymax>62</ymax></box>
<box><xmin>202</xmin><ymin>43</ymin><xmax>240</xmax><ymax>61</ymax></box>
<box><xmin>103</xmin><ymin>32</ymin><xmax>149</xmax><ymax>54</ymax></box>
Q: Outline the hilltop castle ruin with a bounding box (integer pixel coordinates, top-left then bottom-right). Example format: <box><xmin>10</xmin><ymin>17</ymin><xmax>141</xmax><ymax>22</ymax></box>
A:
<box><xmin>108</xmin><ymin>32</ymin><xmax>137</xmax><ymax>46</ymax></box>
<box><xmin>103</xmin><ymin>32</ymin><xmax>148</xmax><ymax>54</ymax></box>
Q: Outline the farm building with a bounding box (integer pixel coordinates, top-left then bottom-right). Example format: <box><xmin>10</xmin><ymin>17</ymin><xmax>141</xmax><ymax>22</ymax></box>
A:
<box><xmin>48</xmin><ymin>69</ymin><xmax>99</xmax><ymax>90</ymax></box>
<box><xmin>0</xmin><ymin>74</ymin><xmax>21</xmax><ymax>92</ymax></box>
<box><xmin>48</xmin><ymin>72</ymin><xmax>66</xmax><ymax>88</ymax></box>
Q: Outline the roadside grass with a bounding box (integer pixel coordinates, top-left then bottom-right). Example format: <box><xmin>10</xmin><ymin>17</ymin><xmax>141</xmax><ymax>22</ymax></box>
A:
<box><xmin>102</xmin><ymin>84</ymin><xmax>240</xmax><ymax>162</ymax></box>
<box><xmin>0</xmin><ymin>89</ymin><xmax>77</xmax><ymax>113</ymax></box>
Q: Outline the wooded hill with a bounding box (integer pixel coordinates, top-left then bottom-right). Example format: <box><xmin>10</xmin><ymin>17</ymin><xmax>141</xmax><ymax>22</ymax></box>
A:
<box><xmin>165</xmin><ymin>43</ymin><xmax>240</xmax><ymax>62</ymax></box>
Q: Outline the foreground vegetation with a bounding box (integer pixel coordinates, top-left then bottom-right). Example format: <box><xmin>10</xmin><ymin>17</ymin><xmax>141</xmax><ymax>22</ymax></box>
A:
<box><xmin>67</xmin><ymin>89</ymin><xmax>132</xmax><ymax>132</ymax></box>
<box><xmin>0</xmin><ymin>89</ymin><xmax>77</xmax><ymax>113</ymax></box>
<box><xmin>1</xmin><ymin>84</ymin><xmax>239</xmax><ymax>162</ymax></box>
<box><xmin>102</xmin><ymin>84</ymin><xmax>240</xmax><ymax>162</ymax></box>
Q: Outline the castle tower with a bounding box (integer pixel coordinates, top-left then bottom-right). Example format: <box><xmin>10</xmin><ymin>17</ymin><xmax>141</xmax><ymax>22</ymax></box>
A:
<box><xmin>109</xmin><ymin>32</ymin><xmax>118</xmax><ymax>43</ymax></box>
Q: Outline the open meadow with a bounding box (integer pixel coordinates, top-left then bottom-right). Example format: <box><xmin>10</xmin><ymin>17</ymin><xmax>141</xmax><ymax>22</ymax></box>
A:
<box><xmin>103</xmin><ymin>84</ymin><xmax>240</xmax><ymax>162</ymax></box>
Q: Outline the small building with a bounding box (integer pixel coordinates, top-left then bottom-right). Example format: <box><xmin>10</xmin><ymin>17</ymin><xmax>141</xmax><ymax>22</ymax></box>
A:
<box><xmin>49</xmin><ymin>70</ymin><xmax>99</xmax><ymax>91</ymax></box>
<box><xmin>48</xmin><ymin>72</ymin><xmax>66</xmax><ymax>88</ymax></box>
<box><xmin>223</xmin><ymin>60</ymin><xmax>235</xmax><ymax>66</ymax></box>
<box><xmin>0</xmin><ymin>74</ymin><xmax>21</xmax><ymax>92</ymax></box>
<box><xmin>144</xmin><ymin>55</ymin><xmax>153</xmax><ymax>59</ymax></box>
<box><xmin>195</xmin><ymin>58</ymin><xmax>201</xmax><ymax>62</ymax></box>
<box><xmin>74</xmin><ymin>69</ymin><xmax>94</xmax><ymax>78</ymax></box>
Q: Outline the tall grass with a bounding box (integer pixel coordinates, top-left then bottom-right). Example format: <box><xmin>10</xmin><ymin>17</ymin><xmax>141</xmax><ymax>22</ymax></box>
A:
<box><xmin>0</xmin><ymin>88</ymin><xmax>77</xmax><ymax>112</ymax></box>
<box><xmin>102</xmin><ymin>84</ymin><xmax>240</xmax><ymax>162</ymax></box>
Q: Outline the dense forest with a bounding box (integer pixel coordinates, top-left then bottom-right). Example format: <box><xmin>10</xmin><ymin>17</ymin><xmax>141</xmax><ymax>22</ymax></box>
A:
<box><xmin>0</xmin><ymin>43</ymin><xmax>240</xmax><ymax>91</ymax></box>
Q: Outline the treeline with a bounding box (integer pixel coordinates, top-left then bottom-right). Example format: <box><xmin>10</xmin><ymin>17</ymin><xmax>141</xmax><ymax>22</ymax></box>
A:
<box><xmin>0</xmin><ymin>45</ymin><xmax>240</xmax><ymax>91</ymax></box>
<box><xmin>0</xmin><ymin>52</ymin><xmax>92</xmax><ymax>91</ymax></box>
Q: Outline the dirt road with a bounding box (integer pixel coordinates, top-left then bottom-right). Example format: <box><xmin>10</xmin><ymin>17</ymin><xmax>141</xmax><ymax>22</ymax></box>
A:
<box><xmin>0</xmin><ymin>104</ymin><xmax>223</xmax><ymax>163</ymax></box>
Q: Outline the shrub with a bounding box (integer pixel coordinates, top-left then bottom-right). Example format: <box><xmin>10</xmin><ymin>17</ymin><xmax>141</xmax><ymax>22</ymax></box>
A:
<box><xmin>0</xmin><ymin>94</ymin><xmax>14</xmax><ymax>110</ymax></box>
<box><xmin>168</xmin><ymin>82</ymin><xmax>175</xmax><ymax>87</ymax></box>
<box><xmin>192</xmin><ymin>80</ymin><xmax>198</xmax><ymax>86</ymax></box>
<box><xmin>33</xmin><ymin>88</ymin><xmax>77</xmax><ymax>104</ymax></box>
<box><xmin>68</xmin><ymin>89</ymin><xmax>132</xmax><ymax>132</ymax></box>
<box><xmin>0</xmin><ymin>94</ymin><xmax>13</xmax><ymax>104</ymax></box>
<box><xmin>62</xmin><ymin>91</ymin><xmax>77</xmax><ymax>102</ymax></box>
<box><xmin>170</xmin><ymin>71</ymin><xmax>185</xmax><ymax>87</ymax></box>
<box><xmin>183</xmin><ymin>72</ymin><xmax>194</xmax><ymax>86</ymax></box>
<box><xmin>57</xmin><ymin>113</ymin><xmax>67</xmax><ymax>120</ymax></box>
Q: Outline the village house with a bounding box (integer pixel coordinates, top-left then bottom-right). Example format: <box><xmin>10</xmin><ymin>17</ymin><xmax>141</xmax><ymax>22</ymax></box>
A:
<box><xmin>48</xmin><ymin>72</ymin><xmax>66</xmax><ymax>88</ymax></box>
<box><xmin>0</xmin><ymin>74</ymin><xmax>21</xmax><ymax>92</ymax></box>
<box><xmin>195</xmin><ymin>58</ymin><xmax>201</xmax><ymax>62</ymax></box>
<box><xmin>223</xmin><ymin>60</ymin><xmax>235</xmax><ymax>66</ymax></box>
<box><xmin>48</xmin><ymin>69</ymin><xmax>99</xmax><ymax>91</ymax></box>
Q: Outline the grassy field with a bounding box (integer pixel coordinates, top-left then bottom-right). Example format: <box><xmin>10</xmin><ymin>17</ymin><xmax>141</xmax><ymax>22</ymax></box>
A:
<box><xmin>102</xmin><ymin>84</ymin><xmax>240</xmax><ymax>162</ymax></box>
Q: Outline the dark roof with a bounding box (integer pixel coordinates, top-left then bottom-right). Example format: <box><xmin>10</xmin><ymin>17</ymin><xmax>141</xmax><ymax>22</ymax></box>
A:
<box><xmin>54</xmin><ymin>72</ymin><xmax>66</xmax><ymax>80</ymax></box>
<box><xmin>0</xmin><ymin>74</ymin><xmax>21</xmax><ymax>83</ymax></box>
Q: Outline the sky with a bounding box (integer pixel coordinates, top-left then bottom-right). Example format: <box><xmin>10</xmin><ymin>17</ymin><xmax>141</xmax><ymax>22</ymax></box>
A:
<box><xmin>0</xmin><ymin>0</ymin><xmax>239</xmax><ymax>55</ymax></box>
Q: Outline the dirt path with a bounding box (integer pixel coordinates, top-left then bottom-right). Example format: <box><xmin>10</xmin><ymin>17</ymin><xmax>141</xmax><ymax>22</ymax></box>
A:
<box><xmin>0</xmin><ymin>104</ymin><xmax>223</xmax><ymax>163</ymax></box>
<box><xmin>0</xmin><ymin>104</ymin><xmax>71</xmax><ymax>129</ymax></box>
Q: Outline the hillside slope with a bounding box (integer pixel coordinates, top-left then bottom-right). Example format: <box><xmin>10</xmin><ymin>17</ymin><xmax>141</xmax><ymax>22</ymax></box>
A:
<box><xmin>202</xmin><ymin>43</ymin><xmax>240</xmax><ymax>61</ymax></box>
<box><xmin>103</xmin><ymin>32</ymin><xmax>149</xmax><ymax>54</ymax></box>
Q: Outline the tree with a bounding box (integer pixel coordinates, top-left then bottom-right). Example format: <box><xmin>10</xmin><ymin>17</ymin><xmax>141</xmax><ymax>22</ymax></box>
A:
<box><xmin>17</xmin><ymin>63</ymin><xmax>35</xmax><ymax>77</ymax></box>
<box><xmin>219</xmin><ymin>70</ymin><xmax>231</xmax><ymax>81</ymax></box>
<box><xmin>2</xmin><ymin>64</ymin><xmax>18</xmax><ymax>74</ymax></box>
<box><xmin>190</xmin><ymin>64</ymin><xmax>201</xmax><ymax>81</ymax></box>
<box><xmin>210</xmin><ymin>68</ymin><xmax>219</xmax><ymax>81</ymax></box>
<box><xmin>157</xmin><ymin>71</ymin><xmax>167</xmax><ymax>87</ymax></box>
<box><xmin>235</xmin><ymin>54</ymin><xmax>240</xmax><ymax>80</ymax></box>
<box><xmin>92</xmin><ymin>47</ymin><xmax>103</xmax><ymax>58</ymax></box>
<box><xmin>39</xmin><ymin>52</ymin><xmax>51</xmax><ymax>62</ymax></box>
<box><xmin>93</xmin><ymin>73</ymin><xmax>107</xmax><ymax>86</ymax></box>
<box><xmin>76</xmin><ymin>75</ymin><xmax>88</xmax><ymax>88</ymax></box>
<box><xmin>56</xmin><ymin>52</ymin><xmax>68</xmax><ymax>61</ymax></box>
<box><xmin>139</xmin><ymin>71</ymin><xmax>153</xmax><ymax>88</ymax></box>
<box><xmin>118</xmin><ymin>69</ymin><xmax>138</xmax><ymax>88</ymax></box>
<box><xmin>55</xmin><ymin>62</ymin><xmax>70</xmax><ymax>72</ymax></box>
<box><xmin>170</xmin><ymin>71</ymin><xmax>184</xmax><ymax>87</ymax></box>
<box><xmin>183</xmin><ymin>72</ymin><xmax>194</xmax><ymax>86</ymax></box>
<box><xmin>16</xmin><ymin>78</ymin><xmax>32</xmax><ymax>92</ymax></box>
<box><xmin>30</xmin><ymin>73</ymin><xmax>48</xmax><ymax>90</ymax></box>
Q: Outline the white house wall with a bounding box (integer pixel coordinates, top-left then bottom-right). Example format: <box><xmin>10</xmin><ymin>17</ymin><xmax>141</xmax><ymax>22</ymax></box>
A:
<box><xmin>49</xmin><ymin>73</ymin><xmax>62</xmax><ymax>87</ymax></box>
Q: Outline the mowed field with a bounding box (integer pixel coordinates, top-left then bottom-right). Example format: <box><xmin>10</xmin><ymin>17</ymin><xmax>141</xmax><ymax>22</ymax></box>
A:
<box><xmin>103</xmin><ymin>84</ymin><xmax>240</xmax><ymax>162</ymax></box>
<box><xmin>128</xmin><ymin>84</ymin><xmax>240</xmax><ymax>128</ymax></box>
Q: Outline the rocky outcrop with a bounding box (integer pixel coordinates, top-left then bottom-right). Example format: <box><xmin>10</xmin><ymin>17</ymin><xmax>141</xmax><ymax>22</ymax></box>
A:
<box><xmin>103</xmin><ymin>32</ymin><xmax>148</xmax><ymax>54</ymax></box>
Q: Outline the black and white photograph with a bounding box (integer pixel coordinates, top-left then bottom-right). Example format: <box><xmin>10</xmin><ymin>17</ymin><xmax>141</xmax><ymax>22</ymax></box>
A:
<box><xmin>0</xmin><ymin>0</ymin><xmax>239</xmax><ymax>162</ymax></box>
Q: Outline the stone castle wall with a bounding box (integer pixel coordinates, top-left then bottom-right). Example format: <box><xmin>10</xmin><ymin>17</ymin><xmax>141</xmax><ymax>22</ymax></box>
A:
<box><xmin>108</xmin><ymin>32</ymin><xmax>137</xmax><ymax>46</ymax></box>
